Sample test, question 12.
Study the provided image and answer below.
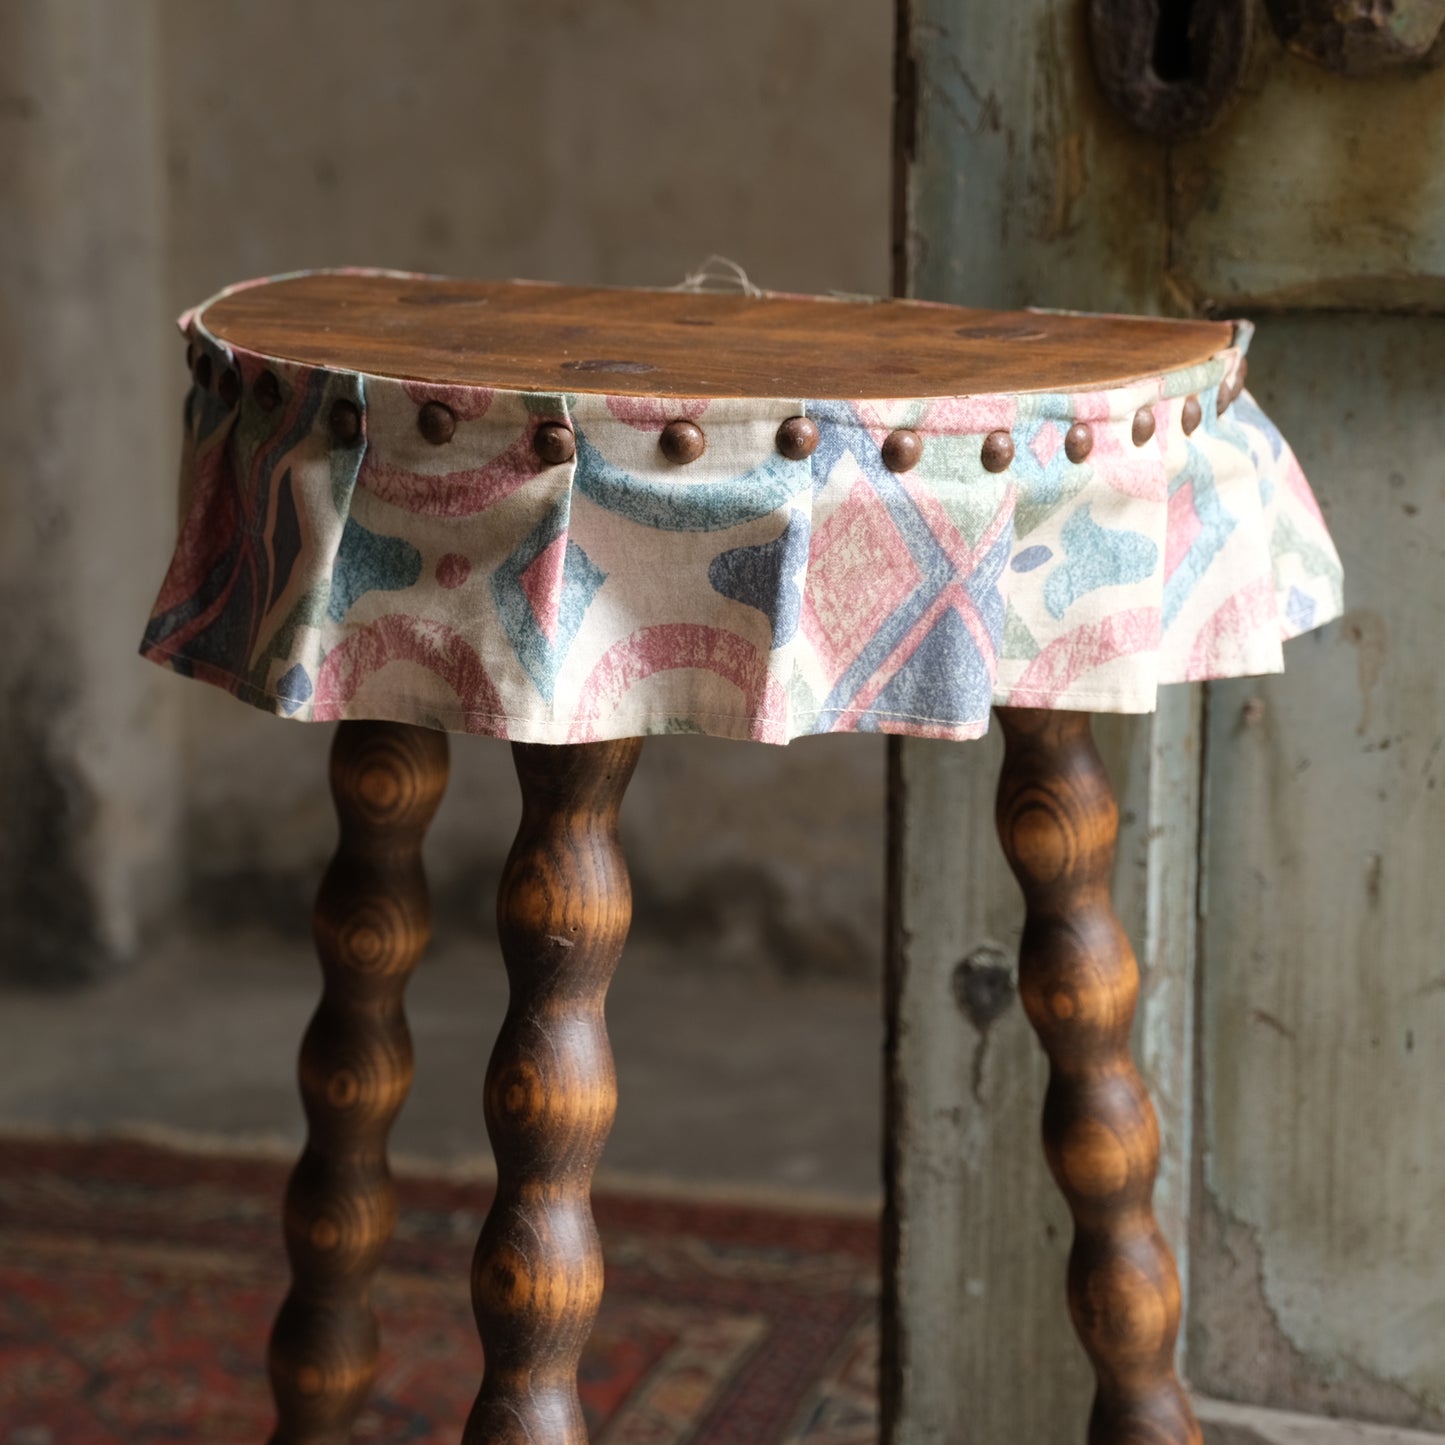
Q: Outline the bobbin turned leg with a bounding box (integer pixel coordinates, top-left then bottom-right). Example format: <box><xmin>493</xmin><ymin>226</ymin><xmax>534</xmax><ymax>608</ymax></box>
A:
<box><xmin>995</xmin><ymin>708</ymin><xmax>1200</xmax><ymax>1445</ymax></box>
<box><xmin>268</xmin><ymin>721</ymin><xmax>449</xmax><ymax>1445</ymax></box>
<box><xmin>463</xmin><ymin>738</ymin><xmax>642</xmax><ymax>1445</ymax></box>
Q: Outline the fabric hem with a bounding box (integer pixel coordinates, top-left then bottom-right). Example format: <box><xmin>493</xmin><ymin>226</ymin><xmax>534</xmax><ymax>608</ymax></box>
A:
<box><xmin>139</xmin><ymin>640</ymin><xmax>1303</xmax><ymax>747</ymax></box>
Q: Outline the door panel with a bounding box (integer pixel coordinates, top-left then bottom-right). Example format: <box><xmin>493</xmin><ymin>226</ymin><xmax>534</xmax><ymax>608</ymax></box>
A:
<box><xmin>1191</xmin><ymin>315</ymin><xmax>1445</xmax><ymax>1426</ymax></box>
<box><xmin>894</xmin><ymin>0</ymin><xmax>1445</xmax><ymax>1436</ymax></box>
<box><xmin>1170</xmin><ymin>62</ymin><xmax>1445</xmax><ymax>311</ymax></box>
<box><xmin>885</xmin><ymin>712</ymin><xmax>1194</xmax><ymax>1442</ymax></box>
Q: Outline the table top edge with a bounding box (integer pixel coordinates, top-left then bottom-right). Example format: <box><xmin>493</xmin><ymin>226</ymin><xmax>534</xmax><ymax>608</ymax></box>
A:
<box><xmin>194</xmin><ymin>268</ymin><xmax>1242</xmax><ymax>401</ymax></box>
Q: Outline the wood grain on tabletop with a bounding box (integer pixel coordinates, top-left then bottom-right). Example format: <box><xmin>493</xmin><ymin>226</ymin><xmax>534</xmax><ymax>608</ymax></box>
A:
<box><xmin>202</xmin><ymin>271</ymin><xmax>1233</xmax><ymax>399</ymax></box>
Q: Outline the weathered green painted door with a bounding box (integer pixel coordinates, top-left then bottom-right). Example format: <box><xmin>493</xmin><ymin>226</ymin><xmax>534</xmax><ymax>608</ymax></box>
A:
<box><xmin>887</xmin><ymin>5</ymin><xmax>1445</xmax><ymax>1440</ymax></box>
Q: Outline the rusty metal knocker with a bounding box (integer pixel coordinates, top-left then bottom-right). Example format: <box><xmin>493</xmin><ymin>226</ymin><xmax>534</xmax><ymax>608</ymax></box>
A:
<box><xmin>1091</xmin><ymin>0</ymin><xmax>1445</xmax><ymax>139</ymax></box>
<box><xmin>1264</xmin><ymin>0</ymin><xmax>1445</xmax><ymax>74</ymax></box>
<box><xmin>1089</xmin><ymin>0</ymin><xmax>1255</xmax><ymax>138</ymax></box>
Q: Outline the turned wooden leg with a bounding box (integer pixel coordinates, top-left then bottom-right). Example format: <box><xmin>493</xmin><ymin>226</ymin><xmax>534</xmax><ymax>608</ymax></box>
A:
<box><xmin>268</xmin><ymin>720</ymin><xmax>449</xmax><ymax>1445</ymax></box>
<box><xmin>463</xmin><ymin>738</ymin><xmax>642</xmax><ymax>1445</ymax></box>
<box><xmin>995</xmin><ymin>708</ymin><xmax>1200</xmax><ymax>1445</ymax></box>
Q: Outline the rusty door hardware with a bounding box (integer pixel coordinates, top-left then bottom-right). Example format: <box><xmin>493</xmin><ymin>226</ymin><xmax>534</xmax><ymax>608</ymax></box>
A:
<box><xmin>1265</xmin><ymin>0</ymin><xmax>1445</xmax><ymax>74</ymax></box>
<box><xmin>1092</xmin><ymin>0</ymin><xmax>1445</xmax><ymax>136</ymax></box>
<box><xmin>1089</xmin><ymin>0</ymin><xmax>1254</xmax><ymax>137</ymax></box>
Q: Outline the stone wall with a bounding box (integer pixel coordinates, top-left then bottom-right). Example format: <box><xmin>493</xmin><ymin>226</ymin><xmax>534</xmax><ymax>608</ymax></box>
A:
<box><xmin>1</xmin><ymin>0</ymin><xmax>893</xmax><ymax>982</ymax></box>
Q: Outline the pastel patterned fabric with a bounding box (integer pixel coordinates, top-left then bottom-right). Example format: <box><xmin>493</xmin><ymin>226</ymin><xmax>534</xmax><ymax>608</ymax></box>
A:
<box><xmin>141</xmin><ymin>275</ymin><xmax>1344</xmax><ymax>745</ymax></box>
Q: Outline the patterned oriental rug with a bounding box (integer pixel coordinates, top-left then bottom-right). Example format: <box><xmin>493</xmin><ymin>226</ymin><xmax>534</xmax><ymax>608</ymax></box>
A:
<box><xmin>0</xmin><ymin>1138</ymin><xmax>878</xmax><ymax>1444</ymax></box>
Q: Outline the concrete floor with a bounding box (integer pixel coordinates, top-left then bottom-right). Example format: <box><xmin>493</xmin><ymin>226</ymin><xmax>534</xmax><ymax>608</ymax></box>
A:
<box><xmin>0</xmin><ymin>922</ymin><xmax>883</xmax><ymax>1206</ymax></box>
<box><xmin>5</xmin><ymin>931</ymin><xmax>1431</xmax><ymax>1444</ymax></box>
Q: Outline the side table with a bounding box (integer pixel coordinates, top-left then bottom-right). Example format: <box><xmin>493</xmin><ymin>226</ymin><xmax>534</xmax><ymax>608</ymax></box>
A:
<box><xmin>140</xmin><ymin>270</ymin><xmax>1343</xmax><ymax>1445</ymax></box>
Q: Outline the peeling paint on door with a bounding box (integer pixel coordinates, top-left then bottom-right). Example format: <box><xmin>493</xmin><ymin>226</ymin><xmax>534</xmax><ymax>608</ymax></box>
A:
<box><xmin>896</xmin><ymin>2</ymin><xmax>1445</xmax><ymax>1438</ymax></box>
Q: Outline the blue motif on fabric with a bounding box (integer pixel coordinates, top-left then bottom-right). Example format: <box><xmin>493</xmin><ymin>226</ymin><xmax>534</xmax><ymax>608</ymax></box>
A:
<box><xmin>1008</xmin><ymin>402</ymin><xmax>1093</xmax><ymax>538</ymax></box>
<box><xmin>252</xmin><ymin>368</ymin><xmax>326</xmax><ymax>502</ymax></box>
<box><xmin>275</xmin><ymin>663</ymin><xmax>313</xmax><ymax>714</ymax></box>
<box><xmin>967</xmin><ymin>526</ymin><xmax>1011</xmax><ymax>641</ymax></box>
<box><xmin>1042</xmin><ymin>505</ymin><xmax>1158</xmax><ymax>620</ymax></box>
<box><xmin>1286</xmin><ymin>585</ymin><xmax>1316</xmax><ymax>633</ymax></box>
<box><xmin>1162</xmin><ymin>443</ymin><xmax>1237</xmax><ymax>629</ymax></box>
<box><xmin>326</xmin><ymin>518</ymin><xmax>423</xmax><ymax>623</ymax></box>
<box><xmin>854</xmin><ymin>605</ymin><xmax>993</xmax><ymax>730</ymax></box>
<box><xmin>1011</xmin><ymin>544</ymin><xmax>1052</xmax><ymax>573</ymax></box>
<box><xmin>142</xmin><ymin>369</ymin><xmax>255</xmax><ymax>660</ymax></box>
<box><xmin>571</xmin><ymin>431</ymin><xmax>810</xmax><ymax>532</ymax></box>
<box><xmin>492</xmin><ymin>503</ymin><xmax>607</xmax><ymax>701</ymax></box>
<box><xmin>1233</xmin><ymin>394</ymin><xmax>1283</xmax><ymax>461</ymax></box>
<box><xmin>141</xmin><ymin>528</ymin><xmax>242</xmax><ymax>655</ymax></box>
<box><xmin>149</xmin><ymin>369</ymin><xmax>356</xmax><ymax>676</ymax></box>
<box><xmin>708</xmin><ymin>509</ymin><xmax>811</xmax><ymax>648</ymax></box>
<box><xmin>804</xmin><ymin>404</ymin><xmax>1008</xmax><ymax>722</ymax></box>
<box><xmin>1218</xmin><ymin>392</ymin><xmax>1282</xmax><ymax>510</ymax></box>
<box><xmin>266</xmin><ymin>469</ymin><xmax>303</xmax><ymax>616</ymax></box>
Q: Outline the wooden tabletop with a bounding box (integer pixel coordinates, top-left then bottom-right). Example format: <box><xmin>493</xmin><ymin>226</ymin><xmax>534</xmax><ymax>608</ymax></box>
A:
<box><xmin>202</xmin><ymin>271</ymin><xmax>1234</xmax><ymax>400</ymax></box>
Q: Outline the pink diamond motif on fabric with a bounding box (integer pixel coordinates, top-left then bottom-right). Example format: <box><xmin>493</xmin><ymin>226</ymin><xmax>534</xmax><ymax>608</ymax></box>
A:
<box><xmin>1031</xmin><ymin>423</ymin><xmax>1062</xmax><ymax>468</ymax></box>
<box><xmin>518</xmin><ymin>532</ymin><xmax>568</xmax><ymax>642</ymax></box>
<box><xmin>803</xmin><ymin>480</ymin><xmax>922</xmax><ymax>678</ymax></box>
<box><xmin>1165</xmin><ymin>481</ymin><xmax>1202</xmax><ymax>580</ymax></box>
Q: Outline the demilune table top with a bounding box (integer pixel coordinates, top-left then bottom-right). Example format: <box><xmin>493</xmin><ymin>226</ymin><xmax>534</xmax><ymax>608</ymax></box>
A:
<box><xmin>141</xmin><ymin>269</ymin><xmax>1344</xmax><ymax>745</ymax></box>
